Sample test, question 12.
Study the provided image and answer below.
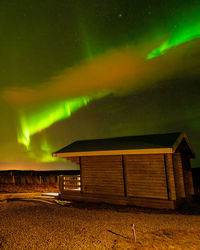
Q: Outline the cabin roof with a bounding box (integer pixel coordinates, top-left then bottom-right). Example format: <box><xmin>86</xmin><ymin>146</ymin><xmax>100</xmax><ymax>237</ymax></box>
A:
<box><xmin>53</xmin><ymin>132</ymin><xmax>195</xmax><ymax>158</ymax></box>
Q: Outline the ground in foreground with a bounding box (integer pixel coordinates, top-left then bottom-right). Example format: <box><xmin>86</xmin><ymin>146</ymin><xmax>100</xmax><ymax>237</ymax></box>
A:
<box><xmin>0</xmin><ymin>196</ymin><xmax>200</xmax><ymax>249</ymax></box>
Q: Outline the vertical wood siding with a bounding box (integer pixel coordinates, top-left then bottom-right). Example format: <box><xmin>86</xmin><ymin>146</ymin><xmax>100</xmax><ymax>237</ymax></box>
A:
<box><xmin>125</xmin><ymin>154</ymin><xmax>168</xmax><ymax>199</ymax></box>
<box><xmin>81</xmin><ymin>155</ymin><xmax>124</xmax><ymax>195</ymax></box>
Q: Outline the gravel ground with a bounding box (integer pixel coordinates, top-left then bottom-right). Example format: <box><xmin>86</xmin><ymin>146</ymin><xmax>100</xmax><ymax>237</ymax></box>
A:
<box><xmin>0</xmin><ymin>197</ymin><xmax>200</xmax><ymax>249</ymax></box>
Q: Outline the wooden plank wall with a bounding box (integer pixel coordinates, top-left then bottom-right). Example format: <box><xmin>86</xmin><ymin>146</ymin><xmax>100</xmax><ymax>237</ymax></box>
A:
<box><xmin>81</xmin><ymin>155</ymin><xmax>124</xmax><ymax>196</ymax></box>
<box><xmin>172</xmin><ymin>153</ymin><xmax>186</xmax><ymax>198</ymax></box>
<box><xmin>125</xmin><ymin>154</ymin><xmax>168</xmax><ymax>199</ymax></box>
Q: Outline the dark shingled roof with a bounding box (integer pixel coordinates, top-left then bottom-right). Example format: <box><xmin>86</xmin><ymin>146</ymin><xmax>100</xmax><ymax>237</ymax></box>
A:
<box><xmin>54</xmin><ymin>132</ymin><xmax>182</xmax><ymax>154</ymax></box>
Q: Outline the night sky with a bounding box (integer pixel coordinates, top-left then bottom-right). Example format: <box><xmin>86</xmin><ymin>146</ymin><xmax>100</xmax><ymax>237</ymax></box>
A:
<box><xmin>0</xmin><ymin>0</ymin><xmax>200</xmax><ymax>170</ymax></box>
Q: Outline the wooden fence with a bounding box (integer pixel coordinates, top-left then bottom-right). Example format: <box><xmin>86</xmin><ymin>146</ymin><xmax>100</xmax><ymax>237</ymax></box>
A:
<box><xmin>0</xmin><ymin>170</ymin><xmax>80</xmax><ymax>187</ymax></box>
<box><xmin>62</xmin><ymin>175</ymin><xmax>81</xmax><ymax>191</ymax></box>
<box><xmin>0</xmin><ymin>175</ymin><xmax>59</xmax><ymax>186</ymax></box>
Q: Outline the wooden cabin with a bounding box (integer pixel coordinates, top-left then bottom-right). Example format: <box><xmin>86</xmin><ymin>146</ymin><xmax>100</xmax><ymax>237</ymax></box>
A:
<box><xmin>53</xmin><ymin>132</ymin><xmax>195</xmax><ymax>209</ymax></box>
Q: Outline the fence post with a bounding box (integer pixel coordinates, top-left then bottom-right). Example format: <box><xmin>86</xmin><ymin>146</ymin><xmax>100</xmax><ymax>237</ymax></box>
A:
<box><xmin>57</xmin><ymin>175</ymin><xmax>59</xmax><ymax>186</ymax></box>
<box><xmin>59</xmin><ymin>175</ymin><xmax>63</xmax><ymax>193</ymax></box>
<box><xmin>39</xmin><ymin>176</ymin><xmax>42</xmax><ymax>185</ymax></box>
<box><xmin>12</xmin><ymin>175</ymin><xmax>15</xmax><ymax>185</ymax></box>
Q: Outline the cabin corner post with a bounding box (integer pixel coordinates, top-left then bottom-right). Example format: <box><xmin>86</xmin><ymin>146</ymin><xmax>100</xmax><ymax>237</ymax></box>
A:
<box><xmin>122</xmin><ymin>155</ymin><xmax>127</xmax><ymax>197</ymax></box>
<box><xmin>172</xmin><ymin>153</ymin><xmax>186</xmax><ymax>198</ymax></box>
<box><xmin>181</xmin><ymin>155</ymin><xmax>195</xmax><ymax>198</ymax></box>
<box><xmin>164</xmin><ymin>154</ymin><xmax>176</xmax><ymax>201</ymax></box>
<box><xmin>187</xmin><ymin>170</ymin><xmax>195</xmax><ymax>196</ymax></box>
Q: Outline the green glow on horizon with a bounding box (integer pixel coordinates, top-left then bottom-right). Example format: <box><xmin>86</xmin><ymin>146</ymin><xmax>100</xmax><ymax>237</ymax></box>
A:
<box><xmin>18</xmin><ymin>96</ymin><xmax>91</xmax><ymax>150</ymax></box>
<box><xmin>147</xmin><ymin>20</ymin><xmax>200</xmax><ymax>59</ymax></box>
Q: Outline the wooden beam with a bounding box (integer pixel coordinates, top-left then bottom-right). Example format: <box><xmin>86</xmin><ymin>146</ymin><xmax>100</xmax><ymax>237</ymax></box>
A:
<box><xmin>164</xmin><ymin>154</ymin><xmax>176</xmax><ymax>201</ymax></box>
<box><xmin>53</xmin><ymin>148</ymin><xmax>173</xmax><ymax>158</ymax></box>
<box><xmin>122</xmin><ymin>155</ymin><xmax>127</xmax><ymax>197</ymax></box>
<box><xmin>172</xmin><ymin>153</ymin><xmax>186</xmax><ymax>198</ymax></box>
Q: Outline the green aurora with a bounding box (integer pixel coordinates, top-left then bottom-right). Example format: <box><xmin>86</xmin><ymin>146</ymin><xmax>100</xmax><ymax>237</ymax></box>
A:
<box><xmin>18</xmin><ymin>21</ymin><xmax>200</xmax><ymax>161</ymax></box>
<box><xmin>18</xmin><ymin>96</ymin><xmax>91</xmax><ymax>160</ymax></box>
<box><xmin>18</xmin><ymin>92</ymin><xmax>108</xmax><ymax>161</ymax></box>
<box><xmin>147</xmin><ymin>6</ymin><xmax>200</xmax><ymax>59</ymax></box>
<box><xmin>5</xmin><ymin>1</ymin><xmax>200</xmax><ymax>166</ymax></box>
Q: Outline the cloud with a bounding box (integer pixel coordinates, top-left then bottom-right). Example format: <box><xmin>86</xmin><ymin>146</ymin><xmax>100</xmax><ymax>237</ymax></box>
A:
<box><xmin>3</xmin><ymin>38</ymin><xmax>200</xmax><ymax>107</ymax></box>
<box><xmin>3</xmin><ymin>39</ymin><xmax>200</xmax><ymax>106</ymax></box>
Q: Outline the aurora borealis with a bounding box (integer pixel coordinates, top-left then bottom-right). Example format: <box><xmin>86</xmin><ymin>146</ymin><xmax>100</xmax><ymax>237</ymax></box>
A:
<box><xmin>147</xmin><ymin>10</ymin><xmax>200</xmax><ymax>59</ymax></box>
<box><xmin>0</xmin><ymin>0</ymin><xmax>200</xmax><ymax>170</ymax></box>
<box><xmin>18</xmin><ymin>96</ymin><xmax>92</xmax><ymax>148</ymax></box>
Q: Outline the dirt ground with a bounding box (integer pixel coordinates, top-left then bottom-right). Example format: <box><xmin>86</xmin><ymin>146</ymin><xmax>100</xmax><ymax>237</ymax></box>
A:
<box><xmin>0</xmin><ymin>192</ymin><xmax>200</xmax><ymax>250</ymax></box>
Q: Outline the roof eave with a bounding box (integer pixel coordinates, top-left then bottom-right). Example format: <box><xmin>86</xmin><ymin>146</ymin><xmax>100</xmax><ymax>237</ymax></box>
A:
<box><xmin>53</xmin><ymin>148</ymin><xmax>173</xmax><ymax>158</ymax></box>
<box><xmin>172</xmin><ymin>132</ymin><xmax>195</xmax><ymax>158</ymax></box>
